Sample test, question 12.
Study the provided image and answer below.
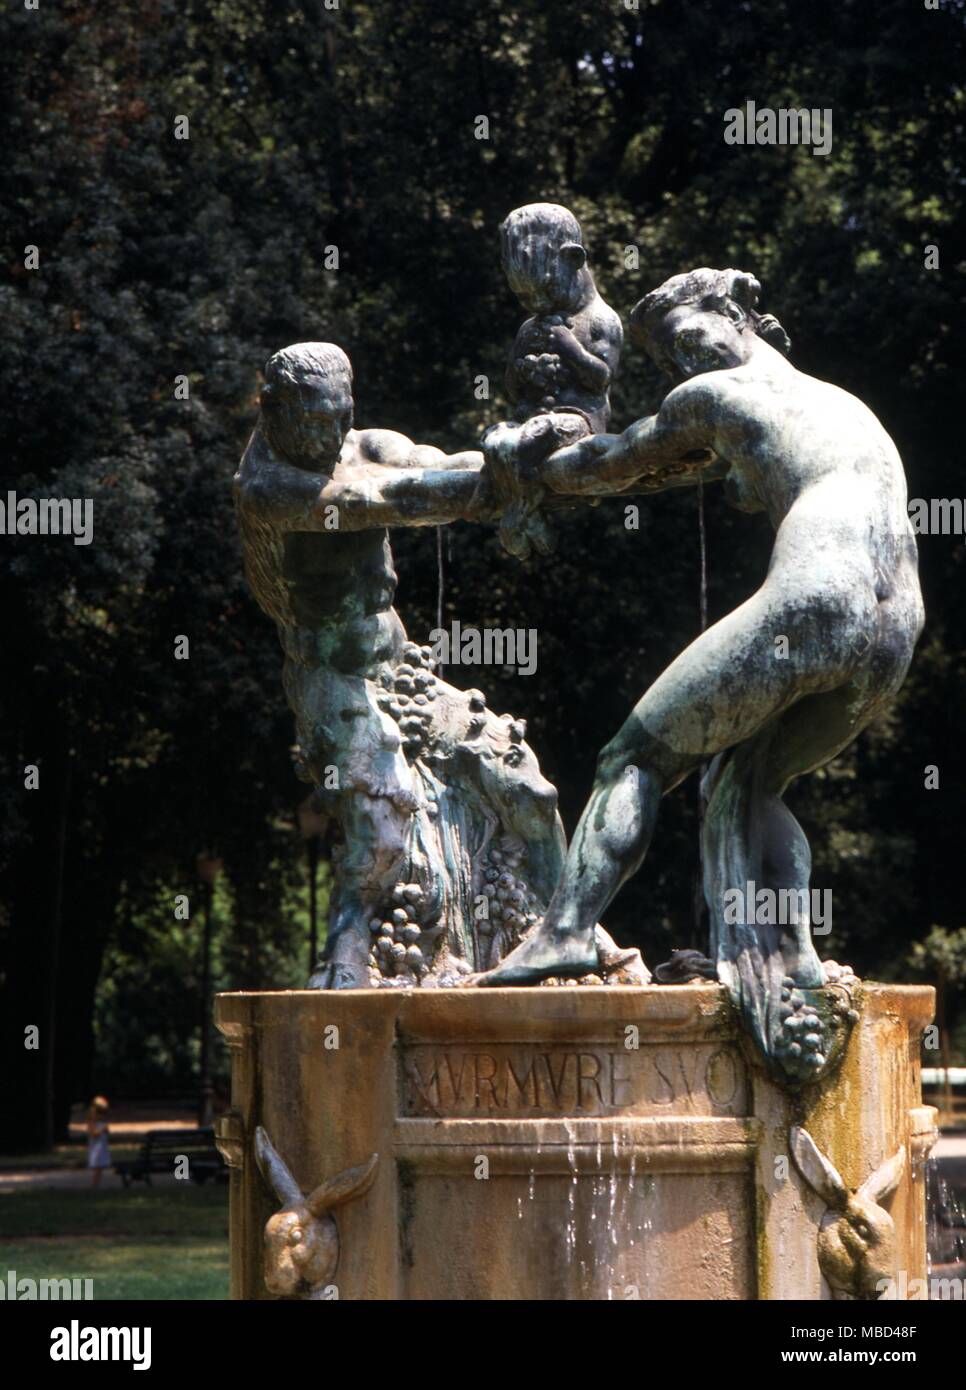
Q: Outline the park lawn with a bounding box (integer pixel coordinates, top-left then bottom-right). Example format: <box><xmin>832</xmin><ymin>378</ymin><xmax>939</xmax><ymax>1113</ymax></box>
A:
<box><xmin>0</xmin><ymin>1145</ymin><xmax>140</xmax><ymax>1171</ymax></box>
<box><xmin>0</xmin><ymin>1185</ymin><xmax>228</xmax><ymax>1300</ymax></box>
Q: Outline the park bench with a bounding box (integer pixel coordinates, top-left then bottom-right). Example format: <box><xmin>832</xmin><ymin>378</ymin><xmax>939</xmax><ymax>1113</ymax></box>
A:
<box><xmin>115</xmin><ymin>1127</ymin><xmax>227</xmax><ymax>1187</ymax></box>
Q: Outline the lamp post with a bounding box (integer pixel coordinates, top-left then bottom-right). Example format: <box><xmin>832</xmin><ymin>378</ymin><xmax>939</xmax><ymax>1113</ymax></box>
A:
<box><xmin>196</xmin><ymin>851</ymin><xmax>222</xmax><ymax>1128</ymax></box>
<box><xmin>297</xmin><ymin>796</ymin><xmax>326</xmax><ymax>974</ymax></box>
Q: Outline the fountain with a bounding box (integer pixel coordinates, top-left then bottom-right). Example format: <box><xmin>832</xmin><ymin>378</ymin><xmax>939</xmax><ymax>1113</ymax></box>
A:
<box><xmin>215</xmin><ymin>212</ymin><xmax>936</xmax><ymax>1300</ymax></box>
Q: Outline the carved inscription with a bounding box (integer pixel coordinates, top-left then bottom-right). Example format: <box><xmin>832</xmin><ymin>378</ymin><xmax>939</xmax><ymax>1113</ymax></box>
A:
<box><xmin>399</xmin><ymin>1043</ymin><xmax>746</xmax><ymax>1118</ymax></box>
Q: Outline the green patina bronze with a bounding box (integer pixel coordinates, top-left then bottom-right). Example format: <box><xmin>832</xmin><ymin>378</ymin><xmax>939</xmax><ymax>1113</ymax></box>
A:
<box><xmin>235</xmin><ymin>230</ymin><xmax>922</xmax><ymax>1087</ymax></box>
<box><xmin>480</xmin><ymin>266</ymin><xmax>923</xmax><ymax>1084</ymax></box>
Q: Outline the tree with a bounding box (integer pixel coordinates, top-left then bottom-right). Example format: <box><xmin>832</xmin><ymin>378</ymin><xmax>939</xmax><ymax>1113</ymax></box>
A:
<box><xmin>909</xmin><ymin>925</ymin><xmax>966</xmax><ymax>1120</ymax></box>
<box><xmin>1</xmin><ymin>0</ymin><xmax>964</xmax><ymax>1147</ymax></box>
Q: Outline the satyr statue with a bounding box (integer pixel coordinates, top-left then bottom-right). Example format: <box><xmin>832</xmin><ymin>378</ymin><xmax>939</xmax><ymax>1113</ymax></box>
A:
<box><xmin>482</xmin><ymin>268</ymin><xmax>923</xmax><ymax>1082</ymax></box>
<box><xmin>254</xmin><ymin>1125</ymin><xmax>378</xmax><ymax>1300</ymax></box>
<box><xmin>235</xmin><ymin>342</ymin><xmax>644</xmax><ymax>989</ymax></box>
<box><xmin>235</xmin><ymin>343</ymin><xmax>489</xmax><ymax>987</ymax></box>
<box><xmin>790</xmin><ymin>1125</ymin><xmax>905</xmax><ymax>1300</ymax></box>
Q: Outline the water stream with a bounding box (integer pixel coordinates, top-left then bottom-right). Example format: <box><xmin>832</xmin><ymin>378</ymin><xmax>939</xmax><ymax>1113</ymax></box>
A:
<box><xmin>926</xmin><ymin>1154</ymin><xmax>966</xmax><ymax>1277</ymax></box>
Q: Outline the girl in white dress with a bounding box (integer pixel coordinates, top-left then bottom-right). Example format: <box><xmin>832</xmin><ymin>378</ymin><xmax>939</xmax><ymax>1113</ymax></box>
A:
<box><xmin>86</xmin><ymin>1096</ymin><xmax>111</xmax><ymax>1188</ymax></box>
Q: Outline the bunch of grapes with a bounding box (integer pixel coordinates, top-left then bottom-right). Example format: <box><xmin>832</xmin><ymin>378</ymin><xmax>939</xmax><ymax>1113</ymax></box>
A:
<box><xmin>377</xmin><ymin>642</ymin><xmax>439</xmax><ymax>761</ymax></box>
<box><xmin>775</xmin><ymin>971</ymin><xmax>856</xmax><ymax>1079</ymax></box>
<box><xmin>369</xmin><ymin>880</ymin><xmax>430</xmax><ymax>985</ymax></box>
<box><xmin>517</xmin><ymin>352</ymin><xmax>569</xmax><ymax>407</ymax></box>
<box><xmin>476</xmin><ymin>835</ymin><xmax>540</xmax><ymax>969</ymax></box>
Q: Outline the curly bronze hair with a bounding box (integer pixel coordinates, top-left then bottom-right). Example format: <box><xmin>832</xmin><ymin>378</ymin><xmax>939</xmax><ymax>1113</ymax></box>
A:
<box><xmin>630</xmin><ymin>268</ymin><xmax>791</xmax><ymax>360</ymax></box>
<box><xmin>260</xmin><ymin>342</ymin><xmax>352</xmax><ymax>410</ymax></box>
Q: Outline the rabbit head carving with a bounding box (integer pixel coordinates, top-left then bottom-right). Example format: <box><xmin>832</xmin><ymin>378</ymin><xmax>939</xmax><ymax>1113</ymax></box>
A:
<box><xmin>790</xmin><ymin>1125</ymin><xmax>905</xmax><ymax>1301</ymax></box>
<box><xmin>254</xmin><ymin>1126</ymin><xmax>378</xmax><ymax>1299</ymax></box>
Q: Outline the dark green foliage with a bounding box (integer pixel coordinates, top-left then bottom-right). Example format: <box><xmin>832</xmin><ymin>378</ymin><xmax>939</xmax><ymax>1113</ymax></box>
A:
<box><xmin>1</xmin><ymin>0</ymin><xmax>964</xmax><ymax>1145</ymax></box>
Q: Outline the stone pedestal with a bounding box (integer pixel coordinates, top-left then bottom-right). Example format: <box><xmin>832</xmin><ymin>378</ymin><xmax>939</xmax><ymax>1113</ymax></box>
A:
<box><xmin>214</xmin><ymin>982</ymin><xmax>934</xmax><ymax>1300</ymax></box>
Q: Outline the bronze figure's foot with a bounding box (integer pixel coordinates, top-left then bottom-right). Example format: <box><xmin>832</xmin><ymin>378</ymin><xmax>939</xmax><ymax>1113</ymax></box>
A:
<box><xmin>479</xmin><ymin>924</ymin><xmax>598</xmax><ymax>986</ymax></box>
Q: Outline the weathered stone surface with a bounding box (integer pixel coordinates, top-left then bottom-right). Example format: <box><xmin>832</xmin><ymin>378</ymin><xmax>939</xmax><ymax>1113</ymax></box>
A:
<box><xmin>215</xmin><ymin>981</ymin><xmax>933</xmax><ymax>1300</ymax></box>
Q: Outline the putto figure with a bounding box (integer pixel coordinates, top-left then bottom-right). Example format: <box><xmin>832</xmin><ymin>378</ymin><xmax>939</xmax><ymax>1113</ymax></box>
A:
<box><xmin>502</xmin><ymin>202</ymin><xmax>622</xmax><ymax>434</ymax></box>
<box><xmin>482</xmin><ymin>269</ymin><xmax>923</xmax><ymax>1082</ymax></box>
<box><xmin>493</xmin><ymin>204</ymin><xmax>623</xmax><ymax>559</ymax></box>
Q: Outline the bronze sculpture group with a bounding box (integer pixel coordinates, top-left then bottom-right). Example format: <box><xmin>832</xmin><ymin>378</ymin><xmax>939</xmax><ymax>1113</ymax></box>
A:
<box><xmin>235</xmin><ymin>204</ymin><xmax>922</xmax><ymax>1085</ymax></box>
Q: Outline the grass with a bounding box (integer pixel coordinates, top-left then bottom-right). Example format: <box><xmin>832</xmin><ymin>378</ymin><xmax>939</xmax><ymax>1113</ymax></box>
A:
<box><xmin>0</xmin><ymin>1145</ymin><xmax>140</xmax><ymax>1171</ymax></box>
<box><xmin>0</xmin><ymin>1185</ymin><xmax>229</xmax><ymax>1300</ymax></box>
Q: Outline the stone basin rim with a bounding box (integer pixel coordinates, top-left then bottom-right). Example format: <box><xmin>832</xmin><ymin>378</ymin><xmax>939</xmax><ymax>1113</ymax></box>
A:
<box><xmin>215</xmin><ymin>981</ymin><xmax>933</xmax><ymax>999</ymax></box>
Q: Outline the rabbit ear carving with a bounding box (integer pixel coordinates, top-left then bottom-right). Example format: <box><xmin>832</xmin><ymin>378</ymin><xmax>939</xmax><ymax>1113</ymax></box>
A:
<box><xmin>790</xmin><ymin>1126</ymin><xmax>849</xmax><ymax>1212</ymax></box>
<box><xmin>306</xmin><ymin>1153</ymin><xmax>379</xmax><ymax>1218</ymax></box>
<box><xmin>858</xmin><ymin>1146</ymin><xmax>905</xmax><ymax>1207</ymax></box>
<box><xmin>254</xmin><ymin>1125</ymin><xmax>304</xmax><ymax>1209</ymax></box>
